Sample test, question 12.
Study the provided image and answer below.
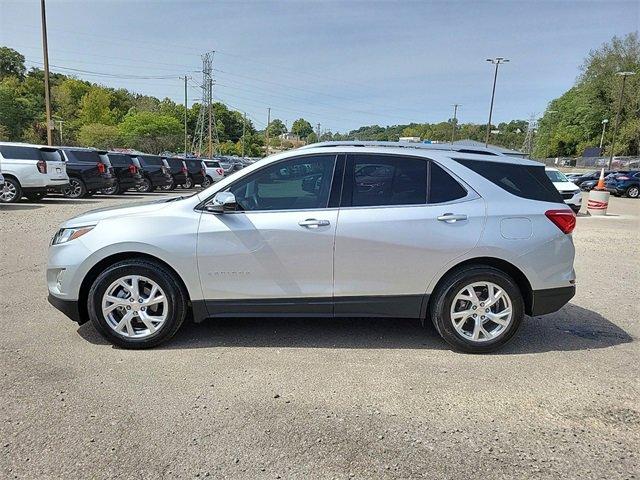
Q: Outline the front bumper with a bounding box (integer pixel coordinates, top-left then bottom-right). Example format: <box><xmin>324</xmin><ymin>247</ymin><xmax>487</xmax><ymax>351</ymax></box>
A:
<box><xmin>529</xmin><ymin>285</ymin><xmax>576</xmax><ymax>316</ymax></box>
<box><xmin>48</xmin><ymin>294</ymin><xmax>84</xmax><ymax>323</ymax></box>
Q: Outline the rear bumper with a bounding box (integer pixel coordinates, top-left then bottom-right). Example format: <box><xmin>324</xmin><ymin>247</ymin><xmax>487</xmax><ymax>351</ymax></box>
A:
<box><xmin>48</xmin><ymin>294</ymin><xmax>84</xmax><ymax>324</ymax></box>
<box><xmin>529</xmin><ymin>285</ymin><xmax>575</xmax><ymax>316</ymax></box>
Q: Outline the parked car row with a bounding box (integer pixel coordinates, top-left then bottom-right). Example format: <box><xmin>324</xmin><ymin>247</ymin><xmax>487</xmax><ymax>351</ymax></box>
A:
<box><xmin>564</xmin><ymin>169</ymin><xmax>640</xmax><ymax>198</ymax></box>
<box><xmin>0</xmin><ymin>142</ymin><xmax>228</xmax><ymax>203</ymax></box>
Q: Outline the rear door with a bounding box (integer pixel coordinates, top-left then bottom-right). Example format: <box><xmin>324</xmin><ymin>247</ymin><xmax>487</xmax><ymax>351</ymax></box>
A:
<box><xmin>333</xmin><ymin>153</ymin><xmax>485</xmax><ymax>317</ymax></box>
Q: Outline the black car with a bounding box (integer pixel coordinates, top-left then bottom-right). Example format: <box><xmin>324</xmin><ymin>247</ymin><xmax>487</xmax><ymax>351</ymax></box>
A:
<box><xmin>131</xmin><ymin>154</ymin><xmax>173</xmax><ymax>192</ymax></box>
<box><xmin>606</xmin><ymin>170</ymin><xmax>640</xmax><ymax>198</ymax></box>
<box><xmin>163</xmin><ymin>157</ymin><xmax>189</xmax><ymax>190</ymax></box>
<box><xmin>572</xmin><ymin>170</ymin><xmax>613</xmax><ymax>187</ymax></box>
<box><xmin>102</xmin><ymin>152</ymin><xmax>143</xmax><ymax>195</ymax></box>
<box><xmin>59</xmin><ymin>147</ymin><xmax>115</xmax><ymax>198</ymax></box>
<box><xmin>182</xmin><ymin>158</ymin><xmax>206</xmax><ymax>188</ymax></box>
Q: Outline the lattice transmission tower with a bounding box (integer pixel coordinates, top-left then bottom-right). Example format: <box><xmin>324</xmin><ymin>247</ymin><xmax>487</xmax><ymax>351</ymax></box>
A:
<box><xmin>192</xmin><ymin>51</ymin><xmax>219</xmax><ymax>157</ymax></box>
<box><xmin>521</xmin><ymin>113</ymin><xmax>537</xmax><ymax>157</ymax></box>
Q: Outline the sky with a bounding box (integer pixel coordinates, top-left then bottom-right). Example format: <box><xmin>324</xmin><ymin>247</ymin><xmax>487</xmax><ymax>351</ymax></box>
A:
<box><xmin>1</xmin><ymin>0</ymin><xmax>638</xmax><ymax>133</ymax></box>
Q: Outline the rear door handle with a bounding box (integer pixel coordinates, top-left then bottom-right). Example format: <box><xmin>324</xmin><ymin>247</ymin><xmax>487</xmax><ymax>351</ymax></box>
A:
<box><xmin>437</xmin><ymin>213</ymin><xmax>468</xmax><ymax>223</ymax></box>
<box><xmin>298</xmin><ymin>219</ymin><xmax>330</xmax><ymax>228</ymax></box>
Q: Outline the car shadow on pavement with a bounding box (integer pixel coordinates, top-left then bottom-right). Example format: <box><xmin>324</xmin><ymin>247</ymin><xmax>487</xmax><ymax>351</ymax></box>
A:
<box><xmin>76</xmin><ymin>303</ymin><xmax>632</xmax><ymax>353</ymax></box>
<box><xmin>0</xmin><ymin>204</ymin><xmax>44</xmax><ymax>210</ymax></box>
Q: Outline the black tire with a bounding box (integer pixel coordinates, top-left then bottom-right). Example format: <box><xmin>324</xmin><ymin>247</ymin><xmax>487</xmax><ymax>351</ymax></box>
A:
<box><xmin>24</xmin><ymin>192</ymin><xmax>46</xmax><ymax>202</ymax></box>
<box><xmin>430</xmin><ymin>266</ymin><xmax>524</xmax><ymax>353</ymax></box>
<box><xmin>161</xmin><ymin>180</ymin><xmax>175</xmax><ymax>191</ymax></box>
<box><xmin>0</xmin><ymin>176</ymin><xmax>22</xmax><ymax>203</ymax></box>
<box><xmin>87</xmin><ymin>259</ymin><xmax>188</xmax><ymax>349</ymax></box>
<box><xmin>626</xmin><ymin>185</ymin><xmax>639</xmax><ymax>198</ymax></box>
<box><xmin>182</xmin><ymin>176</ymin><xmax>193</xmax><ymax>189</ymax></box>
<box><xmin>102</xmin><ymin>182</ymin><xmax>121</xmax><ymax>195</ymax></box>
<box><xmin>137</xmin><ymin>177</ymin><xmax>154</xmax><ymax>193</ymax></box>
<box><xmin>62</xmin><ymin>177</ymin><xmax>87</xmax><ymax>198</ymax></box>
<box><xmin>202</xmin><ymin>176</ymin><xmax>212</xmax><ymax>188</ymax></box>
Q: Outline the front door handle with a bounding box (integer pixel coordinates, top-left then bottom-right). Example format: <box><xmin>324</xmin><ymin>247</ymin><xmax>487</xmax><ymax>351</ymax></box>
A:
<box><xmin>298</xmin><ymin>219</ymin><xmax>330</xmax><ymax>228</ymax></box>
<box><xmin>437</xmin><ymin>213</ymin><xmax>468</xmax><ymax>223</ymax></box>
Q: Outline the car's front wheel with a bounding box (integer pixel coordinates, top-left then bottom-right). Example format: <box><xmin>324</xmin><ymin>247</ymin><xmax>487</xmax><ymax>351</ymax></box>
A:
<box><xmin>430</xmin><ymin>266</ymin><xmax>524</xmax><ymax>353</ymax></box>
<box><xmin>182</xmin><ymin>176</ymin><xmax>193</xmax><ymax>189</ymax></box>
<box><xmin>137</xmin><ymin>177</ymin><xmax>154</xmax><ymax>193</ymax></box>
<box><xmin>62</xmin><ymin>177</ymin><xmax>87</xmax><ymax>198</ymax></box>
<box><xmin>87</xmin><ymin>259</ymin><xmax>187</xmax><ymax>348</ymax></box>
<box><xmin>201</xmin><ymin>176</ymin><xmax>212</xmax><ymax>188</ymax></box>
<box><xmin>102</xmin><ymin>182</ymin><xmax>120</xmax><ymax>195</ymax></box>
<box><xmin>626</xmin><ymin>186</ymin><xmax>639</xmax><ymax>198</ymax></box>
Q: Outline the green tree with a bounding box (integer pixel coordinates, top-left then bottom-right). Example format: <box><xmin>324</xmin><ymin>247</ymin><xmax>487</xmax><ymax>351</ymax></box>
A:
<box><xmin>119</xmin><ymin>111</ymin><xmax>182</xmax><ymax>153</ymax></box>
<box><xmin>267</xmin><ymin>118</ymin><xmax>286</xmax><ymax>138</ymax></box>
<box><xmin>291</xmin><ymin>118</ymin><xmax>313</xmax><ymax>138</ymax></box>
<box><xmin>0</xmin><ymin>46</ymin><xmax>26</xmax><ymax>79</ymax></box>
<box><xmin>79</xmin><ymin>88</ymin><xmax>116</xmax><ymax>125</ymax></box>
<box><xmin>77</xmin><ymin>123</ymin><xmax>121</xmax><ymax>149</ymax></box>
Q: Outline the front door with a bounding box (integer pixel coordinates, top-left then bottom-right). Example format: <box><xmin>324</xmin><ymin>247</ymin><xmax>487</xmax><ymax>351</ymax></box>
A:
<box><xmin>197</xmin><ymin>154</ymin><xmax>338</xmax><ymax>316</ymax></box>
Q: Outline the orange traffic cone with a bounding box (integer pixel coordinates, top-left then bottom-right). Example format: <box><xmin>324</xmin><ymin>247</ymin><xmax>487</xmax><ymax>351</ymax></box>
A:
<box><xmin>594</xmin><ymin>167</ymin><xmax>606</xmax><ymax>190</ymax></box>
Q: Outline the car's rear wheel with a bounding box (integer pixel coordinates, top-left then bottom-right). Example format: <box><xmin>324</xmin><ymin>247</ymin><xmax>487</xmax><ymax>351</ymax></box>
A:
<box><xmin>0</xmin><ymin>177</ymin><xmax>21</xmax><ymax>203</ymax></box>
<box><xmin>161</xmin><ymin>179</ymin><xmax>175</xmax><ymax>191</ymax></box>
<box><xmin>626</xmin><ymin>186</ymin><xmax>639</xmax><ymax>198</ymax></box>
<box><xmin>183</xmin><ymin>176</ymin><xmax>193</xmax><ymax>189</ymax></box>
<box><xmin>62</xmin><ymin>177</ymin><xmax>87</xmax><ymax>198</ymax></box>
<box><xmin>430</xmin><ymin>266</ymin><xmax>524</xmax><ymax>353</ymax></box>
<box><xmin>87</xmin><ymin>259</ymin><xmax>187</xmax><ymax>348</ymax></box>
<box><xmin>201</xmin><ymin>176</ymin><xmax>212</xmax><ymax>188</ymax></box>
<box><xmin>137</xmin><ymin>177</ymin><xmax>154</xmax><ymax>193</ymax></box>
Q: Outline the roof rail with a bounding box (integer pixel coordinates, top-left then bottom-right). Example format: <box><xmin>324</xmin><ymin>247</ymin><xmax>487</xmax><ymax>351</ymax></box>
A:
<box><xmin>298</xmin><ymin>141</ymin><xmax>504</xmax><ymax>156</ymax></box>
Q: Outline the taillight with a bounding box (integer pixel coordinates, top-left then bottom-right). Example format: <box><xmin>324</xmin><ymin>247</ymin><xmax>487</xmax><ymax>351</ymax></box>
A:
<box><xmin>545</xmin><ymin>209</ymin><xmax>576</xmax><ymax>234</ymax></box>
<box><xmin>37</xmin><ymin>160</ymin><xmax>47</xmax><ymax>174</ymax></box>
<box><xmin>216</xmin><ymin>168</ymin><xmax>224</xmax><ymax>176</ymax></box>
<box><xmin>128</xmin><ymin>164</ymin><xmax>137</xmax><ymax>174</ymax></box>
<box><xmin>97</xmin><ymin>162</ymin><xmax>106</xmax><ymax>174</ymax></box>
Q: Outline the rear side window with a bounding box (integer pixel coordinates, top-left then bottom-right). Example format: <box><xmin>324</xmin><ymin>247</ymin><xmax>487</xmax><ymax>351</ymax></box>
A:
<box><xmin>0</xmin><ymin>146</ymin><xmax>42</xmax><ymax>160</ymax></box>
<box><xmin>428</xmin><ymin>162</ymin><xmax>467</xmax><ymax>203</ymax></box>
<box><xmin>167</xmin><ymin>158</ymin><xmax>184</xmax><ymax>169</ymax></box>
<box><xmin>66</xmin><ymin>150</ymin><xmax>101</xmax><ymax>163</ymax></box>
<box><xmin>347</xmin><ymin>155</ymin><xmax>427</xmax><ymax>207</ymax></box>
<box><xmin>107</xmin><ymin>154</ymin><xmax>132</xmax><ymax>166</ymax></box>
<box><xmin>454</xmin><ymin>158</ymin><xmax>563</xmax><ymax>203</ymax></box>
<box><xmin>139</xmin><ymin>155</ymin><xmax>163</xmax><ymax>166</ymax></box>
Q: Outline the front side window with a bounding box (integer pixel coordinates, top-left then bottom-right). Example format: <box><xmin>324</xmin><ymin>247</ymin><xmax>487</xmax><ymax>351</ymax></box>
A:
<box><xmin>347</xmin><ymin>154</ymin><xmax>427</xmax><ymax>207</ymax></box>
<box><xmin>229</xmin><ymin>155</ymin><xmax>336</xmax><ymax>211</ymax></box>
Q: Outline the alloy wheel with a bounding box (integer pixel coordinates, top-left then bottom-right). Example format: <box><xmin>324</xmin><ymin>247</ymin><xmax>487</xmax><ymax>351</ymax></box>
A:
<box><xmin>63</xmin><ymin>178</ymin><xmax>83</xmax><ymax>198</ymax></box>
<box><xmin>1</xmin><ymin>180</ymin><xmax>18</xmax><ymax>202</ymax></box>
<box><xmin>101</xmin><ymin>275</ymin><xmax>168</xmax><ymax>339</ymax></box>
<box><xmin>628</xmin><ymin>186</ymin><xmax>639</xmax><ymax>198</ymax></box>
<box><xmin>183</xmin><ymin>177</ymin><xmax>193</xmax><ymax>189</ymax></box>
<box><xmin>450</xmin><ymin>281</ymin><xmax>513</xmax><ymax>342</ymax></box>
<box><xmin>137</xmin><ymin>178</ymin><xmax>152</xmax><ymax>193</ymax></box>
<box><xmin>102</xmin><ymin>184</ymin><xmax>119</xmax><ymax>195</ymax></box>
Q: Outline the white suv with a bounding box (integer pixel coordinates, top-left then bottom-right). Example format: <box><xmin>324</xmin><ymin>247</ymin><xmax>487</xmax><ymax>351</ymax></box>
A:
<box><xmin>201</xmin><ymin>159</ymin><xmax>225</xmax><ymax>187</ymax></box>
<box><xmin>0</xmin><ymin>142</ymin><xmax>69</xmax><ymax>203</ymax></box>
<box><xmin>47</xmin><ymin>143</ymin><xmax>576</xmax><ymax>352</ymax></box>
<box><xmin>545</xmin><ymin>167</ymin><xmax>581</xmax><ymax>213</ymax></box>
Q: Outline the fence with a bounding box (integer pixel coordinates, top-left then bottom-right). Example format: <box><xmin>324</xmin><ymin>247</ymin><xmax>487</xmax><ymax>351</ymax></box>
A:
<box><xmin>538</xmin><ymin>156</ymin><xmax>640</xmax><ymax>170</ymax></box>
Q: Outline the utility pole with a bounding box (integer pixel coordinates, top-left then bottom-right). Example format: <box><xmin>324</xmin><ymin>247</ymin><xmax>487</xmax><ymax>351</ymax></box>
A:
<box><xmin>485</xmin><ymin>57</ymin><xmax>509</xmax><ymax>147</ymax></box>
<box><xmin>242</xmin><ymin>112</ymin><xmax>246</xmax><ymax>158</ymax></box>
<box><xmin>40</xmin><ymin>0</ymin><xmax>53</xmax><ymax>146</ymax></box>
<box><xmin>316</xmin><ymin>123</ymin><xmax>321</xmax><ymax>141</ymax></box>
<box><xmin>208</xmin><ymin>77</ymin><xmax>213</xmax><ymax>158</ymax></box>
<box><xmin>599</xmin><ymin>119</ymin><xmax>608</xmax><ymax>150</ymax></box>
<box><xmin>55</xmin><ymin>119</ymin><xmax>64</xmax><ymax>144</ymax></box>
<box><xmin>450</xmin><ymin>104</ymin><xmax>460</xmax><ymax>144</ymax></box>
<box><xmin>265</xmin><ymin>107</ymin><xmax>271</xmax><ymax>156</ymax></box>
<box><xmin>180</xmin><ymin>75</ymin><xmax>190</xmax><ymax>156</ymax></box>
<box><xmin>608</xmin><ymin>71</ymin><xmax>635</xmax><ymax>170</ymax></box>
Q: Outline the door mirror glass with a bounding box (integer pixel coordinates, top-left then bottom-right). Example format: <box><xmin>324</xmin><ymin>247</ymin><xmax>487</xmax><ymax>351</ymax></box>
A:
<box><xmin>206</xmin><ymin>191</ymin><xmax>237</xmax><ymax>213</ymax></box>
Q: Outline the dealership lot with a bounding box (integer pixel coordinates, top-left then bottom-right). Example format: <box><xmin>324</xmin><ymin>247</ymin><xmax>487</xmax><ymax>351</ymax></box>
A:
<box><xmin>1</xmin><ymin>193</ymin><xmax>638</xmax><ymax>479</ymax></box>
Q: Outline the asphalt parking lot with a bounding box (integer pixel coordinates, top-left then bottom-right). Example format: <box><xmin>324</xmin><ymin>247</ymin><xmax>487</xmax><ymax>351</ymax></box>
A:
<box><xmin>1</xmin><ymin>192</ymin><xmax>638</xmax><ymax>479</ymax></box>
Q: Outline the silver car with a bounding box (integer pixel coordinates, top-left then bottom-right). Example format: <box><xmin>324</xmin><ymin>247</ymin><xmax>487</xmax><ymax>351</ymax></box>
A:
<box><xmin>47</xmin><ymin>143</ymin><xmax>576</xmax><ymax>352</ymax></box>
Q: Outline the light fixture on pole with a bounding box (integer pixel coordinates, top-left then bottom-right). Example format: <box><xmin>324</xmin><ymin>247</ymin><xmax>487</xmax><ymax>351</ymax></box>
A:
<box><xmin>485</xmin><ymin>57</ymin><xmax>509</xmax><ymax>147</ymax></box>
<box><xmin>608</xmin><ymin>71</ymin><xmax>636</xmax><ymax>170</ymax></box>
<box><xmin>599</xmin><ymin>119</ymin><xmax>609</xmax><ymax>150</ymax></box>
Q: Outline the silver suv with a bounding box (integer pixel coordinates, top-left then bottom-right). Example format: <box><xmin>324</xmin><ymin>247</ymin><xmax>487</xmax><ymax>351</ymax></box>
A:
<box><xmin>47</xmin><ymin>143</ymin><xmax>576</xmax><ymax>352</ymax></box>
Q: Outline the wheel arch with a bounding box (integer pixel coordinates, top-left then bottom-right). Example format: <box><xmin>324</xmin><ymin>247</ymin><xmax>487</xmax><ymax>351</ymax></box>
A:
<box><xmin>78</xmin><ymin>251</ymin><xmax>192</xmax><ymax>324</ymax></box>
<box><xmin>423</xmin><ymin>256</ymin><xmax>534</xmax><ymax>321</ymax></box>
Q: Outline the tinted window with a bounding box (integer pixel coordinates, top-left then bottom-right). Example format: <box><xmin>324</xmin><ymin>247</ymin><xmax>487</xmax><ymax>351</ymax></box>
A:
<box><xmin>66</xmin><ymin>150</ymin><xmax>101</xmax><ymax>163</ymax></box>
<box><xmin>184</xmin><ymin>160</ymin><xmax>202</xmax><ymax>172</ymax></box>
<box><xmin>348</xmin><ymin>155</ymin><xmax>427</xmax><ymax>207</ymax></box>
<box><xmin>454</xmin><ymin>158</ymin><xmax>563</xmax><ymax>203</ymax></box>
<box><xmin>204</xmin><ymin>161</ymin><xmax>220</xmax><ymax>168</ymax></box>
<box><xmin>139</xmin><ymin>155</ymin><xmax>163</xmax><ymax>166</ymax></box>
<box><xmin>40</xmin><ymin>149</ymin><xmax>62</xmax><ymax>162</ymax></box>
<box><xmin>107</xmin><ymin>154</ymin><xmax>132</xmax><ymax>166</ymax></box>
<box><xmin>0</xmin><ymin>146</ymin><xmax>42</xmax><ymax>160</ymax></box>
<box><xmin>429</xmin><ymin>162</ymin><xmax>467</xmax><ymax>203</ymax></box>
<box><xmin>166</xmin><ymin>158</ymin><xmax>184</xmax><ymax>169</ymax></box>
<box><xmin>229</xmin><ymin>155</ymin><xmax>335</xmax><ymax>211</ymax></box>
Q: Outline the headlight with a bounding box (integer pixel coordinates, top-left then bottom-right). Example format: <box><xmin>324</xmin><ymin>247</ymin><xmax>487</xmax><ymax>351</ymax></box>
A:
<box><xmin>51</xmin><ymin>226</ymin><xmax>95</xmax><ymax>245</ymax></box>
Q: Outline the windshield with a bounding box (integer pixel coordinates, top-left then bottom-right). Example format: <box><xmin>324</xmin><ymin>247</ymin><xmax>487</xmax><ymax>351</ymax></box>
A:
<box><xmin>545</xmin><ymin>170</ymin><xmax>569</xmax><ymax>183</ymax></box>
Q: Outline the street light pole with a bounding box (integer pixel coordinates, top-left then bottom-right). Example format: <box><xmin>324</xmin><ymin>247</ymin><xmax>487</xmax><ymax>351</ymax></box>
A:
<box><xmin>599</xmin><ymin>119</ymin><xmax>609</xmax><ymax>150</ymax></box>
<box><xmin>40</xmin><ymin>0</ymin><xmax>53</xmax><ymax>146</ymax></box>
<box><xmin>608</xmin><ymin>71</ymin><xmax>636</xmax><ymax>170</ymax></box>
<box><xmin>450</xmin><ymin>103</ymin><xmax>460</xmax><ymax>144</ymax></box>
<box><xmin>485</xmin><ymin>57</ymin><xmax>509</xmax><ymax>147</ymax></box>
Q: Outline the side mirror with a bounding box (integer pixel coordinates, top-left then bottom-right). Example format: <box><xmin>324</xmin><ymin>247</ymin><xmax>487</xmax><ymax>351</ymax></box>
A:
<box><xmin>205</xmin><ymin>191</ymin><xmax>237</xmax><ymax>214</ymax></box>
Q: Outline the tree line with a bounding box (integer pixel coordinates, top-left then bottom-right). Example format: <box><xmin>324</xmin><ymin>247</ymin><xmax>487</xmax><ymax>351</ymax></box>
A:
<box><xmin>0</xmin><ymin>32</ymin><xmax>637</xmax><ymax>158</ymax></box>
